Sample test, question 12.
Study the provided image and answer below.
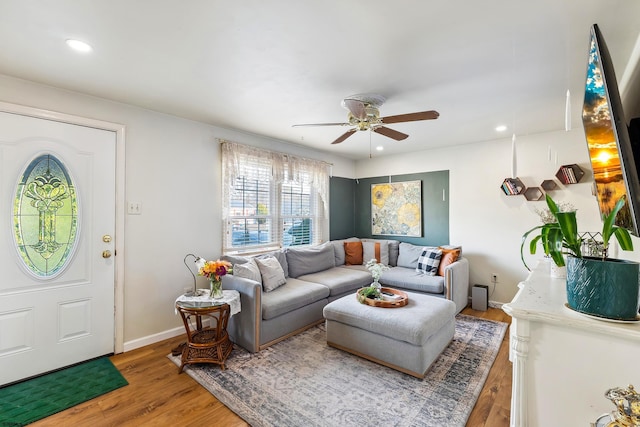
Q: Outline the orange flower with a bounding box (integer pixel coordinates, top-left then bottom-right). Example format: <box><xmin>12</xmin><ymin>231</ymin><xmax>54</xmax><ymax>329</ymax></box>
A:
<box><xmin>198</xmin><ymin>259</ymin><xmax>233</xmax><ymax>281</ymax></box>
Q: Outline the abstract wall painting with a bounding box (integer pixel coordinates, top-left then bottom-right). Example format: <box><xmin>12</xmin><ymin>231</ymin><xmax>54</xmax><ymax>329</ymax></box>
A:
<box><xmin>371</xmin><ymin>180</ymin><xmax>422</xmax><ymax>236</ymax></box>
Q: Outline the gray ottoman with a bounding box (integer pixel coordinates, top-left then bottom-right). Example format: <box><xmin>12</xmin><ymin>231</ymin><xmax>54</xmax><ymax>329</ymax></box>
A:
<box><xmin>323</xmin><ymin>291</ymin><xmax>456</xmax><ymax>378</ymax></box>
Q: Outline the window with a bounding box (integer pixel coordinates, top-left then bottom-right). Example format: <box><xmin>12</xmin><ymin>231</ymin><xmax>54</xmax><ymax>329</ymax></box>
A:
<box><xmin>221</xmin><ymin>140</ymin><xmax>330</xmax><ymax>254</ymax></box>
<box><xmin>13</xmin><ymin>154</ymin><xmax>79</xmax><ymax>278</ymax></box>
<box><xmin>281</xmin><ymin>181</ymin><xmax>312</xmax><ymax>246</ymax></box>
<box><xmin>229</xmin><ymin>177</ymin><xmax>272</xmax><ymax>247</ymax></box>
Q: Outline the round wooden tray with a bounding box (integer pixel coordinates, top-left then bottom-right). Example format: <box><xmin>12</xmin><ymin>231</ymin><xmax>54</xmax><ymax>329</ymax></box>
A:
<box><xmin>356</xmin><ymin>287</ymin><xmax>408</xmax><ymax>308</ymax></box>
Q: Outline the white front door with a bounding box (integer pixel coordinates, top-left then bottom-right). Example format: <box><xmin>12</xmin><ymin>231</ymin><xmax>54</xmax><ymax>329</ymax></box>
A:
<box><xmin>0</xmin><ymin>110</ymin><xmax>116</xmax><ymax>386</ymax></box>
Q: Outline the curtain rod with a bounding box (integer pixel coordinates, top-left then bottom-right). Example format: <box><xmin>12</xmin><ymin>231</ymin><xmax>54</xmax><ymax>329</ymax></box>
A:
<box><xmin>217</xmin><ymin>138</ymin><xmax>333</xmax><ymax>166</ymax></box>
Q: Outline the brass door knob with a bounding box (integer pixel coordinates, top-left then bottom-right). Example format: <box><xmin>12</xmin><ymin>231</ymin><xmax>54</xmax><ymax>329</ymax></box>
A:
<box><xmin>102</xmin><ymin>250</ymin><xmax>112</xmax><ymax>259</ymax></box>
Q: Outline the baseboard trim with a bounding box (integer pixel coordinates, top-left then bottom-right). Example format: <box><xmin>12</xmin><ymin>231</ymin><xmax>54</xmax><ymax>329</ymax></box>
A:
<box><xmin>466</xmin><ymin>296</ymin><xmax>504</xmax><ymax>311</ymax></box>
<box><xmin>123</xmin><ymin>326</ymin><xmax>185</xmax><ymax>352</ymax></box>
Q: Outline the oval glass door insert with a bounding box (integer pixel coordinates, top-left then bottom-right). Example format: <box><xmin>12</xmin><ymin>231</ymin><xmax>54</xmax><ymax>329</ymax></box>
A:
<box><xmin>13</xmin><ymin>154</ymin><xmax>79</xmax><ymax>278</ymax></box>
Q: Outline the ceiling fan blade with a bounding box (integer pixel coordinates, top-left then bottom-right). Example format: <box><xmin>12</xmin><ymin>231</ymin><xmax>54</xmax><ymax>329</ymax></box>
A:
<box><xmin>331</xmin><ymin>128</ymin><xmax>357</xmax><ymax>144</ymax></box>
<box><xmin>343</xmin><ymin>99</ymin><xmax>367</xmax><ymax>120</ymax></box>
<box><xmin>381</xmin><ymin>110</ymin><xmax>439</xmax><ymax>124</ymax></box>
<box><xmin>292</xmin><ymin>122</ymin><xmax>350</xmax><ymax>127</ymax></box>
<box><xmin>373</xmin><ymin>126</ymin><xmax>409</xmax><ymax>141</ymax></box>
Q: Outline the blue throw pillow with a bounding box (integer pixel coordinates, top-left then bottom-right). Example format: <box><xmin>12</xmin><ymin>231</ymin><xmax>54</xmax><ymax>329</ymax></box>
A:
<box><xmin>416</xmin><ymin>248</ymin><xmax>442</xmax><ymax>276</ymax></box>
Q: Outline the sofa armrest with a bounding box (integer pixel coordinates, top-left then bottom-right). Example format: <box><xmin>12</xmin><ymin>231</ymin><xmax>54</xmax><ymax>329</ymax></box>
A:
<box><xmin>223</xmin><ymin>275</ymin><xmax>262</xmax><ymax>353</ymax></box>
<box><xmin>443</xmin><ymin>257</ymin><xmax>469</xmax><ymax>314</ymax></box>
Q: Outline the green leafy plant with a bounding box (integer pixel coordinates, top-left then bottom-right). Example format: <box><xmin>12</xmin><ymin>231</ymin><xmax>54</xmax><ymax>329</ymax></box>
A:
<box><xmin>356</xmin><ymin>286</ymin><xmax>381</xmax><ymax>304</ymax></box>
<box><xmin>521</xmin><ymin>194</ymin><xmax>633</xmax><ymax>270</ymax></box>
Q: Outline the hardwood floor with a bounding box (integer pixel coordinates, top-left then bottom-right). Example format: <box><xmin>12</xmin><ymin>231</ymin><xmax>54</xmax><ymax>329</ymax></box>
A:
<box><xmin>31</xmin><ymin>307</ymin><xmax>512</xmax><ymax>427</ymax></box>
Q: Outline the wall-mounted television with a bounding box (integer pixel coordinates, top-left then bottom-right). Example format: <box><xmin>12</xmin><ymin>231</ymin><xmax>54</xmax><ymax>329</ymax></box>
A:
<box><xmin>582</xmin><ymin>23</ymin><xmax>640</xmax><ymax>237</ymax></box>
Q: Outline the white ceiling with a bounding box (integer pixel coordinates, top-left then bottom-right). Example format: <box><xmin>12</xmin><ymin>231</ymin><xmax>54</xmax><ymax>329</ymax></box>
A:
<box><xmin>1</xmin><ymin>1</ymin><xmax>640</xmax><ymax>160</ymax></box>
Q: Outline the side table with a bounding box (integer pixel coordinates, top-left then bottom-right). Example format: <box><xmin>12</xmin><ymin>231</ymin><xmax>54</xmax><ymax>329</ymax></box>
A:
<box><xmin>174</xmin><ymin>290</ymin><xmax>241</xmax><ymax>373</ymax></box>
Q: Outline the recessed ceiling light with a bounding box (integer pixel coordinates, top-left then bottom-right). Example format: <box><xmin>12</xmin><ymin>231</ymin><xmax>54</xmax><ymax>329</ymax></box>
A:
<box><xmin>66</xmin><ymin>39</ymin><xmax>92</xmax><ymax>53</ymax></box>
<box><xmin>376</xmin><ymin>146</ymin><xmax>384</xmax><ymax>151</ymax></box>
<box><xmin>495</xmin><ymin>125</ymin><xmax>507</xmax><ymax>132</ymax></box>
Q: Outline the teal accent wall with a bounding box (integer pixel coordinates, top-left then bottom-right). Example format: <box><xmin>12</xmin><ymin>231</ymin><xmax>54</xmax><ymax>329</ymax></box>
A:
<box><xmin>330</xmin><ymin>170</ymin><xmax>449</xmax><ymax>246</ymax></box>
<box><xmin>329</xmin><ymin>176</ymin><xmax>356</xmax><ymax>239</ymax></box>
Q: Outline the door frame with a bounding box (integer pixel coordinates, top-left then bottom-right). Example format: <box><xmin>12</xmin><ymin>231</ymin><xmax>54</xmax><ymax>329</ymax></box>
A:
<box><xmin>0</xmin><ymin>100</ymin><xmax>126</xmax><ymax>353</ymax></box>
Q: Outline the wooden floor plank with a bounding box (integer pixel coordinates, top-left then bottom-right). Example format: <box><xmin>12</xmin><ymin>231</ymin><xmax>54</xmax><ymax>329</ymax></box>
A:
<box><xmin>29</xmin><ymin>307</ymin><xmax>511</xmax><ymax>427</ymax></box>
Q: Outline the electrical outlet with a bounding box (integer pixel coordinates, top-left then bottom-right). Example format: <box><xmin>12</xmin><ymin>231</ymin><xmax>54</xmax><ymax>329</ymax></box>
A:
<box><xmin>491</xmin><ymin>273</ymin><xmax>498</xmax><ymax>283</ymax></box>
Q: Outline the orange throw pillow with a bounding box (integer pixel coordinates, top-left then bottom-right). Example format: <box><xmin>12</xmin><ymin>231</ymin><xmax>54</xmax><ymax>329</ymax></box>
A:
<box><xmin>437</xmin><ymin>247</ymin><xmax>461</xmax><ymax>276</ymax></box>
<box><xmin>344</xmin><ymin>241</ymin><xmax>363</xmax><ymax>265</ymax></box>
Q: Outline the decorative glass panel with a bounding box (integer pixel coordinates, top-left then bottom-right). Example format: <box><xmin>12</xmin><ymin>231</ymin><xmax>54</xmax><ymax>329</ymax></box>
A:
<box><xmin>13</xmin><ymin>154</ymin><xmax>79</xmax><ymax>278</ymax></box>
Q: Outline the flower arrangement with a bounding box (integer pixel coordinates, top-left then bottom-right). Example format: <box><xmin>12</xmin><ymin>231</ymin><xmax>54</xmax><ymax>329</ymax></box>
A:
<box><xmin>196</xmin><ymin>258</ymin><xmax>232</xmax><ymax>299</ymax></box>
<box><xmin>197</xmin><ymin>258</ymin><xmax>232</xmax><ymax>280</ymax></box>
<box><xmin>365</xmin><ymin>258</ymin><xmax>389</xmax><ymax>283</ymax></box>
<box><xmin>357</xmin><ymin>260</ymin><xmax>391</xmax><ymax>305</ymax></box>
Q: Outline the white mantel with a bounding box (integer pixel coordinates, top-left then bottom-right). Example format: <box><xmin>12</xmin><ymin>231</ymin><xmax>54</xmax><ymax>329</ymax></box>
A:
<box><xmin>502</xmin><ymin>261</ymin><xmax>640</xmax><ymax>427</ymax></box>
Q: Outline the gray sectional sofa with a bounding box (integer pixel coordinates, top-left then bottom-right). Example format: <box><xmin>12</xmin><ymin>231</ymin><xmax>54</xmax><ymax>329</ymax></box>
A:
<box><xmin>222</xmin><ymin>238</ymin><xmax>469</xmax><ymax>353</ymax></box>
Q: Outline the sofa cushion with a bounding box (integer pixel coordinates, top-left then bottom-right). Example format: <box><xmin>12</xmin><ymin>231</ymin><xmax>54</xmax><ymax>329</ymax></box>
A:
<box><xmin>286</xmin><ymin>242</ymin><xmax>335</xmax><ymax>278</ymax></box>
<box><xmin>331</xmin><ymin>237</ymin><xmax>360</xmax><ymax>266</ymax></box>
<box><xmin>223</xmin><ymin>248</ymin><xmax>289</xmax><ymax>278</ymax></box>
<box><xmin>258</xmin><ymin>249</ymin><xmax>289</xmax><ymax>278</ymax></box>
<box><xmin>416</xmin><ymin>248</ymin><xmax>442</xmax><ymax>276</ymax></box>
<box><xmin>397</xmin><ymin>242</ymin><xmax>436</xmax><ymax>268</ymax></box>
<box><xmin>255</xmin><ymin>256</ymin><xmax>287</xmax><ymax>292</ymax></box>
<box><xmin>362</xmin><ymin>240</ymin><xmax>390</xmax><ymax>265</ymax></box>
<box><xmin>299</xmin><ymin>266</ymin><xmax>372</xmax><ymax>297</ymax></box>
<box><xmin>233</xmin><ymin>258</ymin><xmax>262</xmax><ymax>284</ymax></box>
<box><xmin>344</xmin><ymin>241</ymin><xmax>363</xmax><ymax>265</ymax></box>
<box><xmin>261</xmin><ymin>278</ymin><xmax>330</xmax><ymax>320</ymax></box>
<box><xmin>362</xmin><ymin>239</ymin><xmax>400</xmax><ymax>265</ymax></box>
<box><xmin>380</xmin><ymin>266</ymin><xmax>445</xmax><ymax>294</ymax></box>
<box><xmin>437</xmin><ymin>247</ymin><xmax>461</xmax><ymax>276</ymax></box>
<box><xmin>362</xmin><ymin>241</ymin><xmax>381</xmax><ymax>264</ymax></box>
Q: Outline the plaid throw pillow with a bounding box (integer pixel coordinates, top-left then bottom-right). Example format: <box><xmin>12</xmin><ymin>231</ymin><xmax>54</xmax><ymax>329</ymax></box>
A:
<box><xmin>416</xmin><ymin>248</ymin><xmax>442</xmax><ymax>276</ymax></box>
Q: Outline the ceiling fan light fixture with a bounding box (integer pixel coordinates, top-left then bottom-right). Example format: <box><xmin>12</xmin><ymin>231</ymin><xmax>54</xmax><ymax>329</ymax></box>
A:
<box><xmin>293</xmin><ymin>94</ymin><xmax>438</xmax><ymax>145</ymax></box>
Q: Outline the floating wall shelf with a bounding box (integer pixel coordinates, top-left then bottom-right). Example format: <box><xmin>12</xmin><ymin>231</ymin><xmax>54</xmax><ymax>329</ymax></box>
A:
<box><xmin>524</xmin><ymin>187</ymin><xmax>544</xmax><ymax>201</ymax></box>
<box><xmin>555</xmin><ymin>164</ymin><xmax>584</xmax><ymax>185</ymax></box>
<box><xmin>501</xmin><ymin>178</ymin><xmax>525</xmax><ymax>196</ymax></box>
<box><xmin>500</xmin><ymin>164</ymin><xmax>584</xmax><ymax>200</ymax></box>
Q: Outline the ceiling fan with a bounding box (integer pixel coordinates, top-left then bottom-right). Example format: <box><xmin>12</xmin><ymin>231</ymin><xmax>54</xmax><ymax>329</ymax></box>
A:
<box><xmin>292</xmin><ymin>94</ymin><xmax>439</xmax><ymax>145</ymax></box>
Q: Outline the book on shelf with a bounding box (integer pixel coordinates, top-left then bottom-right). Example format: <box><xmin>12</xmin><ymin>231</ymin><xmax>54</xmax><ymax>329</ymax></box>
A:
<box><xmin>502</xmin><ymin>179</ymin><xmax>522</xmax><ymax>195</ymax></box>
<box><xmin>560</xmin><ymin>167</ymin><xmax>576</xmax><ymax>184</ymax></box>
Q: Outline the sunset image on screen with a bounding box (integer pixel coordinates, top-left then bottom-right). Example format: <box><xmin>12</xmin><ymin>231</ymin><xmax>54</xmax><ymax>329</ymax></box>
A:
<box><xmin>582</xmin><ymin>35</ymin><xmax>632</xmax><ymax>229</ymax></box>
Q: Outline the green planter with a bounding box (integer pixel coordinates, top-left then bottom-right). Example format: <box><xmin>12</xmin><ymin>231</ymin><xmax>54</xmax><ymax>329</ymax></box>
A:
<box><xmin>566</xmin><ymin>256</ymin><xmax>640</xmax><ymax>321</ymax></box>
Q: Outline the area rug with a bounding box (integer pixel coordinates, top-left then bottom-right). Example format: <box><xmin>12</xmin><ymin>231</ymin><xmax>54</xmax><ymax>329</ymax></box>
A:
<box><xmin>168</xmin><ymin>314</ymin><xmax>507</xmax><ymax>427</ymax></box>
<box><xmin>0</xmin><ymin>357</ymin><xmax>128</xmax><ymax>426</ymax></box>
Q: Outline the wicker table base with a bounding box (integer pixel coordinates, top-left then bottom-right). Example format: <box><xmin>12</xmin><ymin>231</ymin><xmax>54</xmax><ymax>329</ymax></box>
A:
<box><xmin>176</xmin><ymin>302</ymin><xmax>233</xmax><ymax>372</ymax></box>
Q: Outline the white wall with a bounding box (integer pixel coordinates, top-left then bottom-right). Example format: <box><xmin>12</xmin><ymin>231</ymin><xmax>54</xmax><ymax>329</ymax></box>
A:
<box><xmin>3</xmin><ymin>72</ymin><xmax>637</xmax><ymax>347</ymax></box>
<box><xmin>355</xmin><ymin>129</ymin><xmax>640</xmax><ymax>305</ymax></box>
<box><xmin>0</xmin><ymin>74</ymin><xmax>355</xmax><ymax>348</ymax></box>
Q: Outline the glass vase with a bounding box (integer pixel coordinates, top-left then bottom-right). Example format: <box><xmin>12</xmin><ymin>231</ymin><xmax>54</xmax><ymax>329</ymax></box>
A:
<box><xmin>209</xmin><ymin>278</ymin><xmax>223</xmax><ymax>299</ymax></box>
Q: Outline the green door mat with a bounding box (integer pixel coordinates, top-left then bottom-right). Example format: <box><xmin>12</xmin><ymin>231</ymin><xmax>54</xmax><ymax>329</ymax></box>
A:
<box><xmin>0</xmin><ymin>357</ymin><xmax>128</xmax><ymax>426</ymax></box>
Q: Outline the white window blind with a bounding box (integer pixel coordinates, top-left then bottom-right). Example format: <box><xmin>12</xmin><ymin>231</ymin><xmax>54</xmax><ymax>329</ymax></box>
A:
<box><xmin>220</xmin><ymin>140</ymin><xmax>330</xmax><ymax>254</ymax></box>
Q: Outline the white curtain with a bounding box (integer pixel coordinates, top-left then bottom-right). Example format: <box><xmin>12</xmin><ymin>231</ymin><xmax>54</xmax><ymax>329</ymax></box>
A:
<box><xmin>220</xmin><ymin>139</ymin><xmax>331</xmax><ymax>248</ymax></box>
